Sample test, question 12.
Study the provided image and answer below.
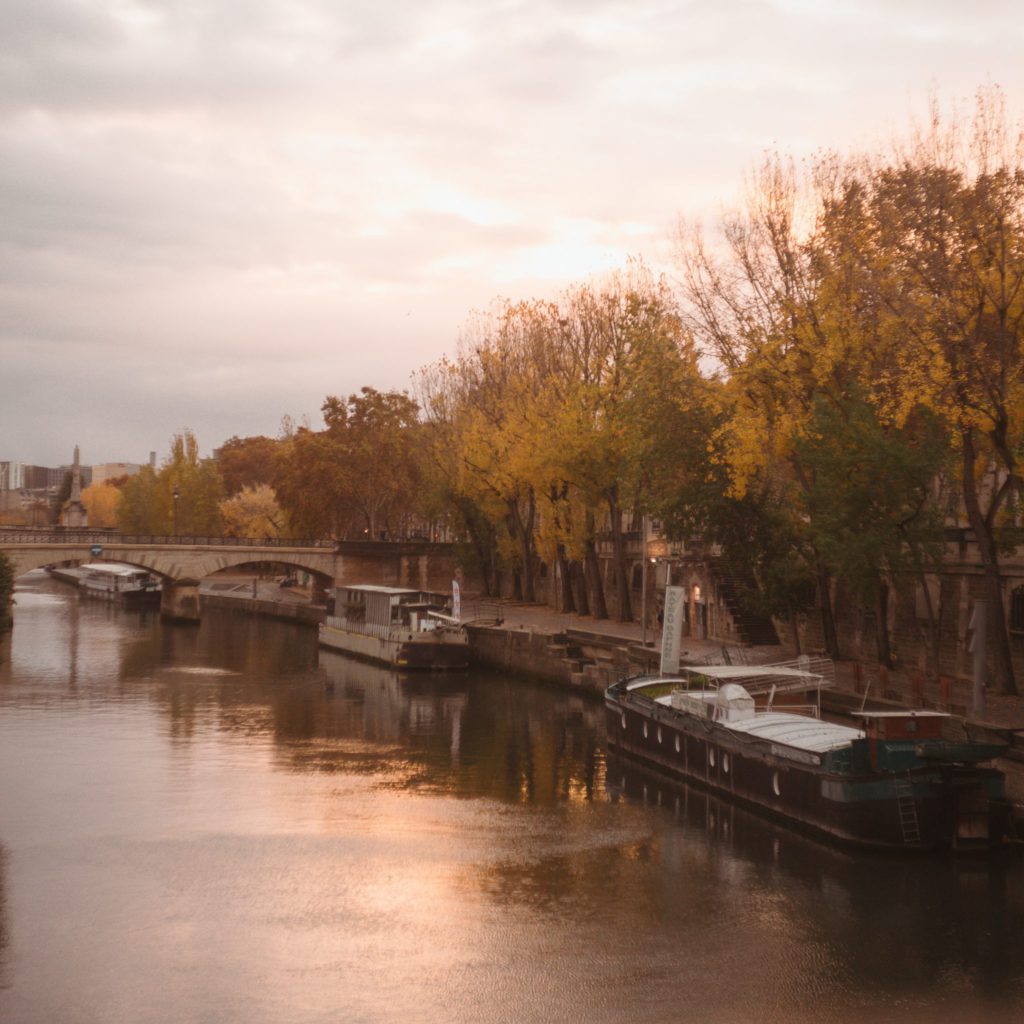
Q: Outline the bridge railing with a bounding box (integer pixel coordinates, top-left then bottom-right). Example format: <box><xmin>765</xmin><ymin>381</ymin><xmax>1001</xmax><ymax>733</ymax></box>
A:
<box><xmin>0</xmin><ymin>530</ymin><xmax>334</xmax><ymax>548</ymax></box>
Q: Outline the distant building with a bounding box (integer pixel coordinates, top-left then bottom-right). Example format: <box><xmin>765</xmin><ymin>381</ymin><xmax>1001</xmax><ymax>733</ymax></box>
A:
<box><xmin>20</xmin><ymin>465</ymin><xmax>65</xmax><ymax>491</ymax></box>
<box><xmin>0</xmin><ymin>462</ymin><xmax>26</xmax><ymax>491</ymax></box>
<box><xmin>91</xmin><ymin>462</ymin><xmax>143</xmax><ymax>486</ymax></box>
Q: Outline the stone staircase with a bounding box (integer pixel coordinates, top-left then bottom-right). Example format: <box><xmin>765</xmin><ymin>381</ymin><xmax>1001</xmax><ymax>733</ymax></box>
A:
<box><xmin>708</xmin><ymin>559</ymin><xmax>780</xmax><ymax>646</ymax></box>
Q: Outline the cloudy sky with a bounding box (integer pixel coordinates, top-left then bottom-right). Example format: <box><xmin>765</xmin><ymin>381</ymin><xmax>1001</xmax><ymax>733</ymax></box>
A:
<box><xmin>3</xmin><ymin>0</ymin><xmax>1024</xmax><ymax>467</ymax></box>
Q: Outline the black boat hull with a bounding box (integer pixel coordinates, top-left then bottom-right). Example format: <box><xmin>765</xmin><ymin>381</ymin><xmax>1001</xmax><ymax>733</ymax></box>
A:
<box><xmin>605</xmin><ymin>695</ymin><xmax>1006</xmax><ymax>852</ymax></box>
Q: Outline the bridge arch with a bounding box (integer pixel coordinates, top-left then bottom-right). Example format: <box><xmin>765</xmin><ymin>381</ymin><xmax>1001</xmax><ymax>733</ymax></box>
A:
<box><xmin>2</xmin><ymin>533</ymin><xmax>465</xmax><ymax>622</ymax></box>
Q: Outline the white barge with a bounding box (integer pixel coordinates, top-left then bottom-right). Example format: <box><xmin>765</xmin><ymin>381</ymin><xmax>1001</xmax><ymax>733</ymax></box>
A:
<box><xmin>319</xmin><ymin>584</ymin><xmax>469</xmax><ymax>670</ymax></box>
<box><xmin>77</xmin><ymin>562</ymin><xmax>162</xmax><ymax>607</ymax></box>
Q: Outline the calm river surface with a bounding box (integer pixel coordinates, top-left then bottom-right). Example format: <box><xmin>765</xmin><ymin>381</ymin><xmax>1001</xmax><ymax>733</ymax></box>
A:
<box><xmin>1</xmin><ymin>571</ymin><xmax>1023</xmax><ymax>1024</ymax></box>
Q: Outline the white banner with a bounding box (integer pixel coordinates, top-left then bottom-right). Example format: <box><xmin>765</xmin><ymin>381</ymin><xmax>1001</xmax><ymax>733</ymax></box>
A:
<box><xmin>452</xmin><ymin>580</ymin><xmax>461</xmax><ymax>620</ymax></box>
<box><xmin>660</xmin><ymin>585</ymin><xmax>685</xmax><ymax>675</ymax></box>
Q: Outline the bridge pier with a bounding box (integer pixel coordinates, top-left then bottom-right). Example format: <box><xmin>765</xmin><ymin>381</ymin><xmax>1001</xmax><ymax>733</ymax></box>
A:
<box><xmin>160</xmin><ymin>580</ymin><xmax>201</xmax><ymax>623</ymax></box>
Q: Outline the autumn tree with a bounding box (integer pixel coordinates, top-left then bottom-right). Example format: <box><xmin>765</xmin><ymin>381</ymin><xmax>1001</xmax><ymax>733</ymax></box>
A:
<box><xmin>216</xmin><ymin>435</ymin><xmax>280</xmax><ymax>496</ymax></box>
<box><xmin>322</xmin><ymin>387</ymin><xmax>425</xmax><ymax>538</ymax></box>
<box><xmin>80</xmin><ymin>481</ymin><xmax>123</xmax><ymax>529</ymax></box>
<box><xmin>219</xmin><ymin>484</ymin><xmax>286</xmax><ymax>538</ymax></box>
<box><xmin>415</xmin><ymin>358</ymin><xmax>504</xmax><ymax>595</ymax></box>
<box><xmin>417</xmin><ymin>263</ymin><xmax>709</xmax><ymax>618</ymax></box>
<box><xmin>853</xmin><ymin>93</ymin><xmax>1024</xmax><ymax>694</ymax></box>
<box><xmin>118</xmin><ymin>430</ymin><xmax>224</xmax><ymax>535</ymax></box>
<box><xmin>273</xmin><ymin>428</ymin><xmax>350</xmax><ymax>538</ymax></box>
<box><xmin>552</xmin><ymin>268</ymin><xmax>699</xmax><ymax>621</ymax></box>
<box><xmin>274</xmin><ymin>388</ymin><xmax>428</xmax><ymax>541</ymax></box>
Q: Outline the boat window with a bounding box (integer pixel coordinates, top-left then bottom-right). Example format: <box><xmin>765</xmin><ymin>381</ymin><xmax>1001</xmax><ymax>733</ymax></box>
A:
<box><xmin>674</xmin><ymin>736</ymin><xmax>680</xmax><ymax>753</ymax></box>
<box><xmin>657</xmin><ymin>727</ymin><xmax>663</xmax><ymax>744</ymax></box>
<box><xmin>643</xmin><ymin>722</ymin><xmax>648</xmax><ymax>739</ymax></box>
<box><xmin>772</xmin><ymin>772</ymin><xmax>781</xmax><ymax>797</ymax></box>
<box><xmin>621</xmin><ymin>713</ymin><xmax>627</xmax><ymax>730</ymax></box>
<box><xmin>709</xmin><ymin>748</ymin><xmax>715</xmax><ymax>768</ymax></box>
<box><xmin>723</xmin><ymin>753</ymin><xmax>730</xmax><ymax>774</ymax></box>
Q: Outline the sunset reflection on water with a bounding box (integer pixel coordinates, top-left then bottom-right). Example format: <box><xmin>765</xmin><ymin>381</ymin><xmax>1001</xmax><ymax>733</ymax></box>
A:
<box><xmin>1</xmin><ymin>571</ymin><xmax>1022</xmax><ymax>1024</ymax></box>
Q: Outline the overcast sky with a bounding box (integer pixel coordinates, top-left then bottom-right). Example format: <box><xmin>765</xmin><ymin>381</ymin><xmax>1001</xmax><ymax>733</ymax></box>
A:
<box><xmin>3</xmin><ymin>0</ymin><xmax>1024</xmax><ymax>467</ymax></box>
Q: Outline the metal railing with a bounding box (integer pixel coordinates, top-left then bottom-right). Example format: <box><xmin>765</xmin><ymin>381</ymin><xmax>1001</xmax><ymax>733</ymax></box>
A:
<box><xmin>0</xmin><ymin>530</ymin><xmax>333</xmax><ymax>548</ymax></box>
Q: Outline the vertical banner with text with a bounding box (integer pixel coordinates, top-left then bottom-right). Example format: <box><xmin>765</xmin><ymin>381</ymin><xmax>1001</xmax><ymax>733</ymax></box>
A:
<box><xmin>660</xmin><ymin>585</ymin><xmax>685</xmax><ymax>675</ymax></box>
<box><xmin>452</xmin><ymin>580</ymin><xmax>461</xmax><ymax>620</ymax></box>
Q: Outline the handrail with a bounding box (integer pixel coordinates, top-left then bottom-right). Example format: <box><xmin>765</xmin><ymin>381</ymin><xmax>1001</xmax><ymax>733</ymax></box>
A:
<box><xmin>0</xmin><ymin>530</ymin><xmax>334</xmax><ymax>547</ymax></box>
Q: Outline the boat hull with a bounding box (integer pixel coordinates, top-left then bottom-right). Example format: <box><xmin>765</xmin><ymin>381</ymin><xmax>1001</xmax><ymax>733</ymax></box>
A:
<box><xmin>318</xmin><ymin>622</ymin><xmax>469</xmax><ymax>670</ymax></box>
<box><xmin>80</xmin><ymin>584</ymin><xmax>161</xmax><ymax>609</ymax></box>
<box><xmin>605</xmin><ymin>693</ymin><xmax>1006</xmax><ymax>852</ymax></box>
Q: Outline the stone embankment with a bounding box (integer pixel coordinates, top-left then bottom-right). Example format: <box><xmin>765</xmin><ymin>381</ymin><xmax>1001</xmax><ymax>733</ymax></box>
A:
<box><xmin>186</xmin><ymin>582</ymin><xmax>1024</xmax><ymax>826</ymax></box>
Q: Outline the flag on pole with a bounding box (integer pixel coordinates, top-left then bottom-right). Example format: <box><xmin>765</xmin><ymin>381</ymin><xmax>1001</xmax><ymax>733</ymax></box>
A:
<box><xmin>660</xmin><ymin>586</ymin><xmax>685</xmax><ymax>674</ymax></box>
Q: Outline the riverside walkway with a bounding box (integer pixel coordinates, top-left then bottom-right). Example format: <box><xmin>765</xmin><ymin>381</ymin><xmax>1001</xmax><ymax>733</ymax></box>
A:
<box><xmin>187</xmin><ymin>576</ymin><xmax>1024</xmax><ymax>811</ymax></box>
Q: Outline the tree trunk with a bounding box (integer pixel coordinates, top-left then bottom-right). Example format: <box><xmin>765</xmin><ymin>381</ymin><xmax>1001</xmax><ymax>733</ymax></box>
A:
<box><xmin>584</xmin><ymin>538</ymin><xmax>608</xmax><ymax>619</ymax></box>
<box><xmin>521</xmin><ymin>491</ymin><xmax>537</xmax><ymax>603</ymax></box>
<box><xmin>788</xmin><ymin>606</ymin><xmax>802</xmax><ymax>655</ymax></box>
<box><xmin>555</xmin><ymin>543</ymin><xmax>575</xmax><ymax>613</ymax></box>
<box><xmin>607</xmin><ymin>491</ymin><xmax>633</xmax><ymax>622</ymax></box>
<box><xmin>875</xmin><ymin>581</ymin><xmax>893</xmax><ymax>669</ymax></box>
<box><xmin>913</xmin><ymin>568</ymin><xmax>942</xmax><ymax>679</ymax></box>
<box><xmin>961</xmin><ymin>430</ymin><xmax>1017</xmax><ymax>695</ymax></box>
<box><xmin>570</xmin><ymin>560</ymin><xmax>590</xmax><ymax>616</ymax></box>
<box><xmin>505</xmin><ymin>492</ymin><xmax>537</xmax><ymax>604</ymax></box>
<box><xmin>815</xmin><ymin>559</ymin><xmax>840</xmax><ymax>658</ymax></box>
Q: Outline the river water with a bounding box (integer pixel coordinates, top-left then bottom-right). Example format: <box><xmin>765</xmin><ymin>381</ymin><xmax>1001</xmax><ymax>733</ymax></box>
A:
<box><xmin>1</xmin><ymin>571</ymin><xmax>1022</xmax><ymax>1024</ymax></box>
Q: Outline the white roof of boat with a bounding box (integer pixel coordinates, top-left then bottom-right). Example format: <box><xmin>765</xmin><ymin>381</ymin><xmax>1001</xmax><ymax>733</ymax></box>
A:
<box><xmin>725</xmin><ymin>713</ymin><xmax>863</xmax><ymax>752</ymax></box>
<box><xmin>80</xmin><ymin>562</ymin><xmax>147</xmax><ymax>576</ymax></box>
<box><xmin>627</xmin><ymin>662</ymin><xmax>833</xmax><ymax>696</ymax></box>
<box><xmin>681</xmin><ymin>665</ymin><xmax>822</xmax><ymax>681</ymax></box>
<box><xmin>651</xmin><ymin>692</ymin><xmax>862</xmax><ymax>752</ymax></box>
<box><xmin>339</xmin><ymin>584</ymin><xmax>421</xmax><ymax>595</ymax></box>
<box><xmin>855</xmin><ymin>710</ymin><xmax>948</xmax><ymax>719</ymax></box>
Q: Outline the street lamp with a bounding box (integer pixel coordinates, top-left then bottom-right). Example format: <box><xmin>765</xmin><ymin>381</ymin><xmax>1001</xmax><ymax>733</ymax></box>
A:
<box><xmin>172</xmin><ymin>487</ymin><xmax>180</xmax><ymax>537</ymax></box>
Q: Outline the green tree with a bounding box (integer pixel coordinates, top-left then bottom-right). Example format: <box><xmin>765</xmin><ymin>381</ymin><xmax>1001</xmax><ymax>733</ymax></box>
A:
<box><xmin>51</xmin><ymin>471</ymin><xmax>72</xmax><ymax>525</ymax></box>
<box><xmin>0</xmin><ymin>551</ymin><xmax>14</xmax><ymax>632</ymax></box>
<box><xmin>117</xmin><ymin>465</ymin><xmax>160</xmax><ymax>534</ymax></box>
<box><xmin>117</xmin><ymin>430</ymin><xmax>225</xmax><ymax>535</ymax></box>
<box><xmin>797</xmin><ymin>395</ymin><xmax>949</xmax><ymax>666</ymax></box>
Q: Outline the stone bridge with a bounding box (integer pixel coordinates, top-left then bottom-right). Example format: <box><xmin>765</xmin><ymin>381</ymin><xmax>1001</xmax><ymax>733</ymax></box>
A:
<box><xmin>1</xmin><ymin>531</ymin><xmax>462</xmax><ymax>622</ymax></box>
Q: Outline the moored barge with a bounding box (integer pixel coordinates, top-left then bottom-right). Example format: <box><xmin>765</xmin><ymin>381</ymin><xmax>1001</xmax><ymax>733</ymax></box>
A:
<box><xmin>605</xmin><ymin>659</ymin><xmax>1008</xmax><ymax>851</ymax></box>
<box><xmin>319</xmin><ymin>584</ymin><xmax>469</xmax><ymax>670</ymax></box>
<box><xmin>51</xmin><ymin>562</ymin><xmax>162</xmax><ymax>608</ymax></box>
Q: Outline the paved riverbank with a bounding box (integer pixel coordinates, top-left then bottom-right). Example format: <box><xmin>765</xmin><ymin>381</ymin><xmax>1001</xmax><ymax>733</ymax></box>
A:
<box><xmin>193</xmin><ymin>580</ymin><xmax>1024</xmax><ymax>815</ymax></box>
<box><xmin>485</xmin><ymin>599</ymin><xmax>1024</xmax><ymax>819</ymax></box>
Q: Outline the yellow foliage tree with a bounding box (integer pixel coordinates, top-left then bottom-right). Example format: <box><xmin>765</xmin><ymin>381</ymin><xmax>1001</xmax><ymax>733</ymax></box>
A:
<box><xmin>219</xmin><ymin>485</ymin><xmax>285</xmax><ymax>539</ymax></box>
<box><xmin>80</xmin><ymin>481</ymin><xmax>122</xmax><ymax>528</ymax></box>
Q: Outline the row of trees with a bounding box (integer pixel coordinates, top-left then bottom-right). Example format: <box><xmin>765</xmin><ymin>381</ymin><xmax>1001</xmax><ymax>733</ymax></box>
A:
<box><xmin>48</xmin><ymin>89</ymin><xmax>1024</xmax><ymax>694</ymax></box>
<box><xmin>414</xmin><ymin>263</ymin><xmax>712</xmax><ymax>619</ymax></box>
<box><xmin>673</xmin><ymin>92</ymin><xmax>1024</xmax><ymax>696</ymax></box>
<box><xmin>78</xmin><ymin>387</ymin><xmax>434</xmax><ymax>541</ymax></box>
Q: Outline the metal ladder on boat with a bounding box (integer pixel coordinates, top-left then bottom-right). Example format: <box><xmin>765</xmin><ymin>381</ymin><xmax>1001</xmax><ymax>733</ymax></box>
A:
<box><xmin>894</xmin><ymin>775</ymin><xmax>921</xmax><ymax>845</ymax></box>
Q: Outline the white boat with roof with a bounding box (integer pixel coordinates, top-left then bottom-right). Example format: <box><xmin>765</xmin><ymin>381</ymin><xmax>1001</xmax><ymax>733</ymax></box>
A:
<box><xmin>75</xmin><ymin>562</ymin><xmax>162</xmax><ymax>607</ymax></box>
<box><xmin>319</xmin><ymin>583</ymin><xmax>469</xmax><ymax>670</ymax></box>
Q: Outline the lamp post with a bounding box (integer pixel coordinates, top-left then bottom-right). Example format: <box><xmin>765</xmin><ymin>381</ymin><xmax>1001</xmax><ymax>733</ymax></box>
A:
<box><xmin>172</xmin><ymin>487</ymin><xmax>180</xmax><ymax>537</ymax></box>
